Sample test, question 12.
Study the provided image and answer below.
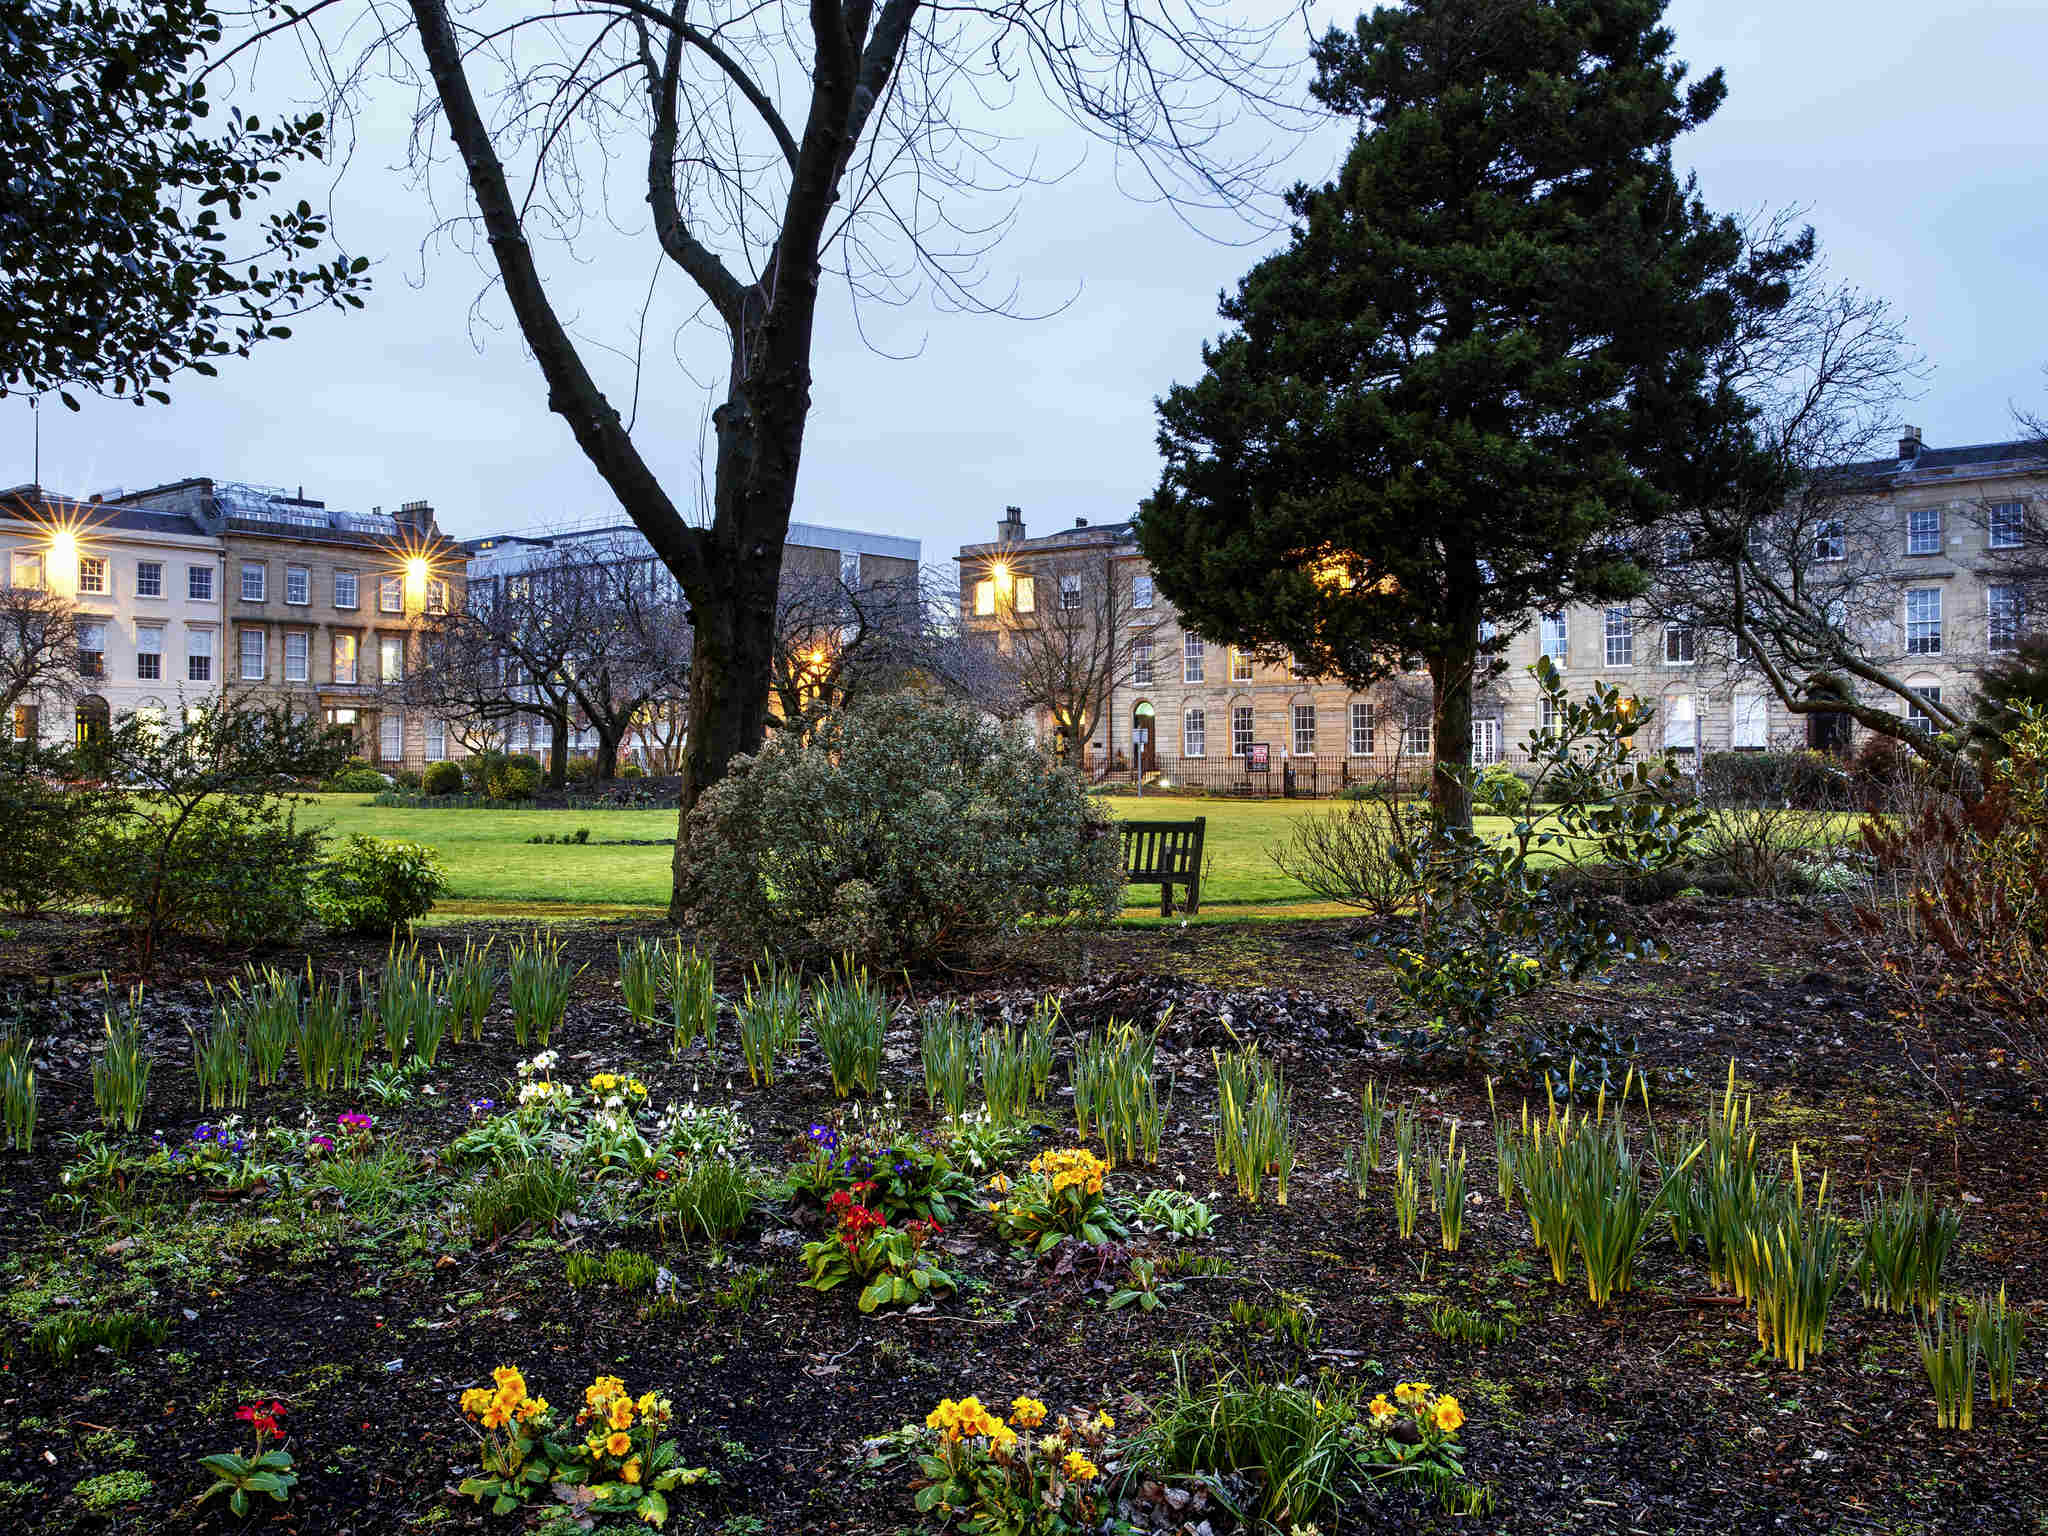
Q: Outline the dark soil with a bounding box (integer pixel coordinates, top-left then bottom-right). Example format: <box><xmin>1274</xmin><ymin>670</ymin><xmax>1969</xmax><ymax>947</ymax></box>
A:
<box><xmin>0</xmin><ymin>903</ymin><xmax>2042</xmax><ymax>1535</ymax></box>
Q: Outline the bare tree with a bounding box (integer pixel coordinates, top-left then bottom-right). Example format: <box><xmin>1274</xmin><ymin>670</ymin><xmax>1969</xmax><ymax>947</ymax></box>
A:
<box><xmin>271</xmin><ymin>0</ymin><xmax>1299</xmax><ymax>908</ymax></box>
<box><xmin>628</xmin><ymin>698</ymin><xmax>688</xmax><ymax>774</ymax></box>
<box><xmin>0</xmin><ymin>582</ymin><xmax>84</xmax><ymax>734</ymax></box>
<box><xmin>990</xmin><ymin>553</ymin><xmax>1140</xmax><ymax>769</ymax></box>
<box><xmin>1646</xmin><ymin>219</ymin><xmax>1963</xmax><ymax>764</ymax></box>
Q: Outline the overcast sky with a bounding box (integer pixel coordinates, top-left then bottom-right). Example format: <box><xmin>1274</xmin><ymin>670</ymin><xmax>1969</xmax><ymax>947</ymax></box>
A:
<box><xmin>14</xmin><ymin>1</ymin><xmax>2046</xmax><ymax>565</ymax></box>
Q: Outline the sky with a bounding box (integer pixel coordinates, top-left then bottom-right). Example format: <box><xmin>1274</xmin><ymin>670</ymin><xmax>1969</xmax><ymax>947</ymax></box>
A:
<box><xmin>13</xmin><ymin>1</ymin><xmax>2047</xmax><ymax>566</ymax></box>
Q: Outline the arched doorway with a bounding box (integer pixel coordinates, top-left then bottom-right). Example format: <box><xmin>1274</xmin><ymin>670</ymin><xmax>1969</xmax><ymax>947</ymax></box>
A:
<box><xmin>74</xmin><ymin>694</ymin><xmax>110</xmax><ymax>748</ymax></box>
<box><xmin>1131</xmin><ymin>701</ymin><xmax>1157</xmax><ymax>774</ymax></box>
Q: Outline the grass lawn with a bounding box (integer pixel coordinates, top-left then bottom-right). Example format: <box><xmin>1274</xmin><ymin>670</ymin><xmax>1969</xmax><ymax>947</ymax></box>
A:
<box><xmin>295</xmin><ymin>792</ymin><xmax>1450</xmax><ymax>918</ymax></box>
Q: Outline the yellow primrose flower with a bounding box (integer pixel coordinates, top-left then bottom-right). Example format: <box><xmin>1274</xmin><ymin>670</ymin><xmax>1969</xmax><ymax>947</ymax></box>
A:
<box><xmin>481</xmin><ymin>1404</ymin><xmax>510</xmax><ymax>1430</ymax></box>
<box><xmin>1368</xmin><ymin>1394</ymin><xmax>1396</xmax><ymax>1428</ymax></box>
<box><xmin>637</xmin><ymin>1391</ymin><xmax>661</xmax><ymax>1416</ymax></box>
<box><xmin>460</xmin><ymin>1387</ymin><xmax>493</xmax><ymax>1418</ymax></box>
<box><xmin>1062</xmin><ymin>1451</ymin><xmax>1100</xmax><ymax>1482</ymax></box>
<box><xmin>1394</xmin><ymin>1380</ymin><xmax>1431</xmax><ymax>1407</ymax></box>
<box><xmin>586</xmin><ymin>1375</ymin><xmax>626</xmax><ymax>1407</ymax></box>
<box><xmin>1433</xmin><ymin>1397</ymin><xmax>1465</xmax><ymax>1435</ymax></box>
<box><xmin>606</xmin><ymin>1431</ymin><xmax>633</xmax><ymax>1457</ymax></box>
<box><xmin>608</xmin><ymin>1400</ymin><xmax>636</xmax><ymax>1432</ymax></box>
<box><xmin>516</xmin><ymin>1396</ymin><xmax>549</xmax><ymax>1423</ymax></box>
<box><xmin>620</xmin><ymin>1458</ymin><xmax>643</xmax><ymax>1485</ymax></box>
<box><xmin>1094</xmin><ymin>1410</ymin><xmax>1114</xmax><ymax>1431</ymax></box>
<box><xmin>1010</xmin><ymin>1397</ymin><xmax>1048</xmax><ymax>1429</ymax></box>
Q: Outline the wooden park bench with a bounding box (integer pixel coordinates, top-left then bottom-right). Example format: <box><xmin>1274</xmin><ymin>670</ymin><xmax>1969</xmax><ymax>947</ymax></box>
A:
<box><xmin>1121</xmin><ymin>817</ymin><xmax>1205</xmax><ymax>917</ymax></box>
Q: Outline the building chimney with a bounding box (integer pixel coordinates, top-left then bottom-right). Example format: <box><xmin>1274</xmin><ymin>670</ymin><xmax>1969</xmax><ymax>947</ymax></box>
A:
<box><xmin>997</xmin><ymin>505</ymin><xmax>1025</xmax><ymax>543</ymax></box>
<box><xmin>1899</xmin><ymin>425</ymin><xmax>1922</xmax><ymax>460</ymax></box>
<box><xmin>1075</xmin><ymin>517</ymin><xmax>1089</xmax><ymax>529</ymax></box>
<box><xmin>396</xmin><ymin>499</ymin><xmax>437</xmax><ymax>534</ymax></box>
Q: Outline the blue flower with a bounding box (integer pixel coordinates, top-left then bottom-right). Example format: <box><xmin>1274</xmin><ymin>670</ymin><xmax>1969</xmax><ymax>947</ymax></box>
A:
<box><xmin>192</xmin><ymin>1125</ymin><xmax>213</xmax><ymax>1143</ymax></box>
<box><xmin>233</xmin><ymin>1138</ymin><xmax>247</xmax><ymax>1154</ymax></box>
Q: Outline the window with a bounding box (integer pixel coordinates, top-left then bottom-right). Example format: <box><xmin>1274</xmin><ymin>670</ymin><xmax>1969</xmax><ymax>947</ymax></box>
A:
<box><xmin>1603</xmin><ymin>607</ymin><xmax>1633</xmax><ymax>666</ymax></box>
<box><xmin>333</xmin><ymin>633</ymin><xmax>359</xmax><ymax>684</ymax></box>
<box><xmin>839</xmin><ymin>550</ymin><xmax>861</xmax><ymax>587</ymax></box>
<box><xmin>334</xmin><ymin>569</ymin><xmax>359</xmax><ymax>609</ymax></box>
<box><xmin>1540</xmin><ymin>611</ymin><xmax>1568</xmax><ymax>661</ymax></box>
<box><xmin>1230</xmin><ymin>647</ymin><xmax>1254</xmax><ymax>683</ymax></box>
<box><xmin>284</xmin><ymin>631</ymin><xmax>310</xmax><ymax>683</ymax></box>
<box><xmin>239</xmin><ymin>628</ymin><xmax>266</xmax><ymax>680</ymax></box>
<box><xmin>11</xmin><ymin>552</ymin><xmax>45</xmax><ymax>589</ymax></box>
<box><xmin>1013</xmin><ymin>575</ymin><xmax>1035</xmax><ymax>613</ymax></box>
<box><xmin>1349</xmin><ymin>701</ymin><xmax>1375</xmax><ymax>756</ymax></box>
<box><xmin>1731</xmin><ymin>692</ymin><xmax>1769</xmax><ymax>750</ymax></box>
<box><xmin>78</xmin><ymin>556</ymin><xmax>108</xmax><ymax>595</ymax></box>
<box><xmin>1401</xmin><ymin>702</ymin><xmax>1432</xmax><ymax>758</ymax></box>
<box><xmin>379</xmin><ymin>713</ymin><xmax>403</xmax><ymax>761</ymax></box>
<box><xmin>1132</xmin><ymin>636</ymin><xmax>1153</xmax><ymax>685</ymax></box>
<box><xmin>1989</xmin><ymin>585</ymin><xmax>2022</xmax><ymax>654</ymax></box>
<box><xmin>286</xmin><ymin>565</ymin><xmax>311</xmax><ymax>605</ymax></box>
<box><xmin>1907</xmin><ymin>506</ymin><xmax>1941</xmax><ymax>556</ymax></box>
<box><xmin>1989</xmin><ymin>500</ymin><xmax>2026</xmax><ymax>550</ymax></box>
<box><xmin>1813</xmin><ymin>520</ymin><xmax>1846</xmax><ymax>562</ymax></box>
<box><xmin>379</xmin><ymin>575</ymin><xmax>403</xmax><ymax>614</ymax></box>
<box><xmin>425</xmin><ymin>718</ymin><xmax>448</xmax><ymax>761</ymax></box>
<box><xmin>1183</xmin><ymin>634</ymin><xmax>1204</xmax><ymax>683</ymax></box>
<box><xmin>135</xmin><ymin>561</ymin><xmax>163</xmax><ymax>598</ymax></box>
<box><xmin>1471</xmin><ymin>717</ymin><xmax>1500</xmax><ymax>766</ymax></box>
<box><xmin>1663</xmin><ymin>692</ymin><xmax>1698</xmax><ymax>752</ymax></box>
<box><xmin>426</xmin><ymin>578</ymin><xmax>449</xmax><ymax>613</ymax></box>
<box><xmin>1182</xmin><ymin>707</ymin><xmax>1206</xmax><ymax>758</ymax></box>
<box><xmin>187</xmin><ymin>628</ymin><xmax>213</xmax><ymax>681</ymax></box>
<box><xmin>1662</xmin><ymin>529</ymin><xmax>1694</xmax><ymax>565</ymax></box>
<box><xmin>136</xmin><ymin>626</ymin><xmax>163</xmax><ymax>680</ymax></box>
<box><xmin>1292</xmin><ymin>704</ymin><xmax>1316</xmax><ymax>757</ymax></box>
<box><xmin>974</xmin><ymin>579</ymin><xmax>995</xmax><ymax>616</ymax></box>
<box><xmin>1231</xmin><ymin>705</ymin><xmax>1255</xmax><ymax>757</ymax></box>
<box><xmin>1540</xmin><ymin>696</ymin><xmax>1564</xmax><ymax>737</ymax></box>
<box><xmin>240</xmin><ymin>562</ymin><xmax>266</xmax><ymax>602</ymax></box>
<box><xmin>1059</xmin><ymin>574</ymin><xmax>1081</xmax><ymax>611</ymax></box>
<box><xmin>188</xmin><ymin>564</ymin><xmax>214</xmax><ymax>601</ymax></box>
<box><xmin>76</xmin><ymin>622</ymin><xmax>106</xmax><ymax>677</ymax></box>
<box><xmin>380</xmin><ymin>635</ymin><xmax>405</xmax><ymax>682</ymax></box>
<box><xmin>1906</xmin><ymin>685</ymin><xmax>1942</xmax><ymax>735</ymax></box>
<box><xmin>1132</xmin><ymin>573</ymin><xmax>1154</xmax><ymax>610</ymax></box>
<box><xmin>1663</xmin><ymin>624</ymin><xmax>1696</xmax><ymax>664</ymax></box>
<box><xmin>12</xmin><ymin>705</ymin><xmax>37</xmax><ymax>741</ymax></box>
<box><xmin>1905</xmin><ymin>588</ymin><xmax>1943</xmax><ymax>654</ymax></box>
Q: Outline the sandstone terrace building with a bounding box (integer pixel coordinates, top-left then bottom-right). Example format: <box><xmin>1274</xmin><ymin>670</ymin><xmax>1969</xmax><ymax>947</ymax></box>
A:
<box><xmin>956</xmin><ymin>429</ymin><xmax>2047</xmax><ymax>791</ymax></box>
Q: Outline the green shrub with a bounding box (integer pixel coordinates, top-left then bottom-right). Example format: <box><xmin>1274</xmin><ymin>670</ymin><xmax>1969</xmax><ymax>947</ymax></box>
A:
<box><xmin>565</xmin><ymin>755</ymin><xmax>598</xmax><ymax>783</ymax></box>
<box><xmin>314</xmin><ymin>836</ymin><xmax>447</xmax><ymax>933</ymax></box>
<box><xmin>679</xmin><ymin>693</ymin><xmax>1125</xmax><ymax>968</ymax></box>
<box><xmin>463</xmin><ymin>752</ymin><xmax>502</xmax><ymax>794</ymax></box>
<box><xmin>422</xmin><ymin>760</ymin><xmax>464</xmax><ymax>796</ymax></box>
<box><xmin>324</xmin><ymin>767</ymin><xmax>390</xmax><ymax>794</ymax></box>
<box><xmin>0</xmin><ymin>746</ymin><xmax>116</xmax><ymax>914</ymax></box>
<box><xmin>1473</xmin><ymin>764</ymin><xmax>1530</xmax><ymax>814</ymax></box>
<box><xmin>83</xmin><ymin>799</ymin><xmax>324</xmax><ymax>947</ymax></box>
<box><xmin>621</xmin><ymin>762</ymin><xmax>646</xmax><ymax>779</ymax></box>
<box><xmin>1701</xmin><ymin>750</ymin><xmax>1851</xmax><ymax>810</ymax></box>
<box><xmin>494</xmin><ymin>764</ymin><xmax>541</xmax><ymax>801</ymax></box>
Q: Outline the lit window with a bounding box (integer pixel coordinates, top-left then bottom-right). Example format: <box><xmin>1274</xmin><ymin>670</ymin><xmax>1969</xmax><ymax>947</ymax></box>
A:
<box><xmin>333</xmin><ymin>633</ymin><xmax>359</xmax><ymax>684</ymax></box>
<box><xmin>1603</xmin><ymin>607</ymin><xmax>1633</xmax><ymax>667</ymax></box>
<box><xmin>241</xmin><ymin>562</ymin><xmax>266</xmax><ymax>602</ymax></box>
<box><xmin>380</xmin><ymin>635</ymin><xmax>405</xmax><ymax>682</ymax></box>
<box><xmin>1349</xmin><ymin>701</ymin><xmax>1375</xmax><ymax>756</ymax></box>
<box><xmin>1664</xmin><ymin>624</ymin><xmax>1696</xmax><ymax>664</ymax></box>
<box><xmin>1988</xmin><ymin>585</ymin><xmax>2022</xmax><ymax>654</ymax></box>
<box><xmin>1813</xmin><ymin>520</ymin><xmax>1846</xmax><ymax>562</ymax></box>
<box><xmin>187</xmin><ymin>628</ymin><xmax>213</xmax><ymax>681</ymax></box>
<box><xmin>286</xmin><ymin>565</ymin><xmax>311</xmax><ymax>604</ymax></box>
<box><xmin>1132</xmin><ymin>573</ymin><xmax>1154</xmax><ymax>609</ymax></box>
<box><xmin>1292</xmin><ymin>703</ymin><xmax>1316</xmax><ymax>757</ymax></box>
<box><xmin>974</xmin><ymin>579</ymin><xmax>995</xmax><ymax>616</ymax></box>
<box><xmin>135</xmin><ymin>561</ymin><xmax>163</xmax><ymax>598</ymax></box>
<box><xmin>284</xmin><ymin>631</ymin><xmax>309</xmax><ymax>682</ymax></box>
<box><xmin>1132</xmin><ymin>636</ymin><xmax>1153</xmax><ymax>685</ymax></box>
<box><xmin>1401</xmin><ymin>702</ymin><xmax>1432</xmax><ymax>758</ymax></box>
<box><xmin>1231</xmin><ymin>705</ymin><xmax>1254</xmax><ymax>757</ymax></box>
<box><xmin>10</xmin><ymin>552</ymin><xmax>43</xmax><ymax>589</ymax></box>
<box><xmin>1906</xmin><ymin>685</ymin><xmax>1943</xmax><ymax>735</ymax></box>
<box><xmin>379</xmin><ymin>575</ymin><xmax>403</xmax><ymax>614</ymax></box>
<box><xmin>1182</xmin><ymin>707</ymin><xmax>1206</xmax><ymax>758</ymax></box>
<box><xmin>1183</xmin><ymin>634</ymin><xmax>1204</xmax><ymax>683</ymax></box>
<box><xmin>239</xmin><ymin>628</ymin><xmax>266</xmax><ymax>680</ymax></box>
<box><xmin>334</xmin><ymin>569</ymin><xmax>359</xmax><ymax>609</ymax></box>
<box><xmin>1905</xmin><ymin>588</ymin><xmax>1942</xmax><ymax>655</ymax></box>
<box><xmin>1014</xmin><ymin>575</ymin><xmax>1035</xmax><ymax>613</ymax></box>
<box><xmin>1663</xmin><ymin>692</ymin><xmax>1698</xmax><ymax>752</ymax></box>
<box><xmin>1907</xmin><ymin>506</ymin><xmax>1941</xmax><ymax>556</ymax></box>
<box><xmin>77</xmin><ymin>622</ymin><xmax>106</xmax><ymax>677</ymax></box>
<box><xmin>1988</xmin><ymin>500</ymin><xmax>2026</xmax><ymax>550</ymax></box>
<box><xmin>78</xmin><ymin>556</ymin><xmax>108</xmax><ymax>595</ymax></box>
<box><xmin>136</xmin><ymin>626</ymin><xmax>163</xmax><ymax>680</ymax></box>
<box><xmin>1540</xmin><ymin>612</ymin><xmax>1568</xmax><ymax>661</ymax></box>
<box><xmin>188</xmin><ymin>565</ymin><xmax>214</xmax><ymax>602</ymax></box>
<box><xmin>1230</xmin><ymin>647</ymin><xmax>1254</xmax><ymax>683</ymax></box>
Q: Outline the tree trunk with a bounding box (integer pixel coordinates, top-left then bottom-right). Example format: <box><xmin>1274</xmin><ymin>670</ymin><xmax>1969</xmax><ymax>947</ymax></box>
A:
<box><xmin>549</xmin><ymin>714</ymin><xmax>570</xmax><ymax>789</ymax></box>
<box><xmin>595</xmin><ymin>727</ymin><xmax>621</xmax><ymax>781</ymax></box>
<box><xmin>1431</xmin><ymin>562</ymin><xmax>1483</xmax><ymax>830</ymax></box>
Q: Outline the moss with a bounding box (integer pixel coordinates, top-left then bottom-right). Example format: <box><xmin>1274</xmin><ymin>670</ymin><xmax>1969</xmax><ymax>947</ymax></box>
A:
<box><xmin>73</xmin><ymin>1470</ymin><xmax>153</xmax><ymax>1511</ymax></box>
